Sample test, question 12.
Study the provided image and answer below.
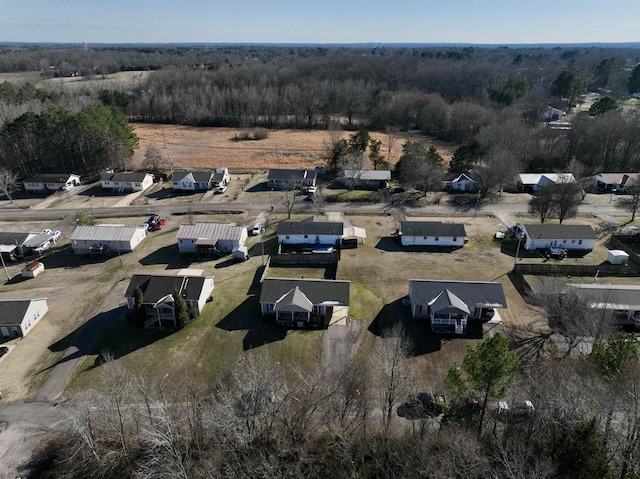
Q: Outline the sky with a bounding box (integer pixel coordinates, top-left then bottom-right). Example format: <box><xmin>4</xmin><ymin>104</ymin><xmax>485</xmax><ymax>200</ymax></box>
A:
<box><xmin>0</xmin><ymin>0</ymin><xmax>638</xmax><ymax>45</ymax></box>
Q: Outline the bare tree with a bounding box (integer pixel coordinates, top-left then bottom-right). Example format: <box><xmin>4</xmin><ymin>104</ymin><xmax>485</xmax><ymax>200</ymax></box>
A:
<box><xmin>281</xmin><ymin>186</ymin><xmax>299</xmax><ymax>219</ymax></box>
<box><xmin>370</xmin><ymin>324</ymin><xmax>414</xmax><ymax>437</ymax></box>
<box><xmin>553</xmin><ymin>175</ymin><xmax>581</xmax><ymax>223</ymax></box>
<box><xmin>616</xmin><ymin>185</ymin><xmax>640</xmax><ymax>221</ymax></box>
<box><xmin>143</xmin><ymin>144</ymin><xmax>163</xmax><ymax>171</ymax></box>
<box><xmin>528</xmin><ymin>186</ymin><xmax>556</xmax><ymax>223</ymax></box>
<box><xmin>0</xmin><ymin>167</ymin><xmax>18</xmax><ymax>202</ymax></box>
<box><xmin>385</xmin><ymin>124</ymin><xmax>400</xmax><ymax>165</ymax></box>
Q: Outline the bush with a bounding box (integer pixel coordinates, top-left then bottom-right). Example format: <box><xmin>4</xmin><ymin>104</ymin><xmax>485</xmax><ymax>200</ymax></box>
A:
<box><xmin>75</xmin><ymin>209</ymin><xmax>96</xmax><ymax>225</ymax></box>
<box><xmin>233</xmin><ymin>128</ymin><xmax>269</xmax><ymax>141</ymax></box>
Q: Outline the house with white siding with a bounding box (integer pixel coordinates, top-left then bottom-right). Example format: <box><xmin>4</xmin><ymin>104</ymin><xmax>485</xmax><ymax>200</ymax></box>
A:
<box><xmin>515</xmin><ymin>223</ymin><xmax>597</xmax><ymax>252</ymax></box>
<box><xmin>172</xmin><ymin>168</ymin><xmax>229</xmax><ymax>192</ymax></box>
<box><xmin>400</xmin><ymin>221</ymin><xmax>466</xmax><ymax>247</ymax></box>
<box><xmin>277</xmin><ymin>220</ymin><xmax>343</xmax><ymax>247</ymax></box>
<box><xmin>341</xmin><ymin>169</ymin><xmax>391</xmax><ymax>190</ymax></box>
<box><xmin>515</xmin><ymin>173</ymin><xmax>575</xmax><ymax>192</ymax></box>
<box><xmin>100</xmin><ymin>171</ymin><xmax>153</xmax><ymax>193</ymax></box>
<box><xmin>176</xmin><ymin>222</ymin><xmax>248</xmax><ymax>255</ymax></box>
<box><xmin>23</xmin><ymin>173</ymin><xmax>80</xmax><ymax>193</ymax></box>
<box><xmin>259</xmin><ymin>278</ymin><xmax>350</xmax><ymax>328</ymax></box>
<box><xmin>0</xmin><ymin>298</ymin><xmax>48</xmax><ymax>338</ymax></box>
<box><xmin>408</xmin><ymin>280</ymin><xmax>506</xmax><ymax>335</ymax></box>
<box><xmin>442</xmin><ymin>169</ymin><xmax>481</xmax><ymax>192</ymax></box>
<box><xmin>267</xmin><ymin>169</ymin><xmax>317</xmax><ymax>190</ymax></box>
<box><xmin>70</xmin><ymin>225</ymin><xmax>147</xmax><ymax>255</ymax></box>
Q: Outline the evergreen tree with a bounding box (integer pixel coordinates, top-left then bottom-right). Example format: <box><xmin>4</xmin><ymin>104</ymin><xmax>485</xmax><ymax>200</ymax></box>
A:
<box><xmin>174</xmin><ymin>289</ymin><xmax>190</xmax><ymax>329</ymax></box>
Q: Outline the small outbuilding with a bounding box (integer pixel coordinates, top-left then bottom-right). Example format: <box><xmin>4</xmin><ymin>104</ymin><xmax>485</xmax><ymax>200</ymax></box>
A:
<box><xmin>607</xmin><ymin>250</ymin><xmax>629</xmax><ymax>265</ymax></box>
<box><xmin>21</xmin><ymin>261</ymin><xmax>45</xmax><ymax>278</ymax></box>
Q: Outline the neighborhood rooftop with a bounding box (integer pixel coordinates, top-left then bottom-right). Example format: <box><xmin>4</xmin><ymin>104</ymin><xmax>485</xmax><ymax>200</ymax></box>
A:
<box><xmin>177</xmin><ymin>223</ymin><xmax>246</xmax><ymax>243</ymax></box>
<box><xmin>520</xmin><ymin>223</ymin><xmax>597</xmax><ymax>240</ymax></box>
<box><xmin>567</xmin><ymin>284</ymin><xmax>640</xmax><ymax>310</ymax></box>
<box><xmin>343</xmin><ymin>169</ymin><xmax>391</xmax><ymax>181</ymax></box>
<box><xmin>277</xmin><ymin>221</ymin><xmax>344</xmax><ymax>236</ymax></box>
<box><xmin>260</xmin><ymin>278</ymin><xmax>350</xmax><ymax>305</ymax></box>
<box><xmin>267</xmin><ymin>169</ymin><xmax>315</xmax><ymax>181</ymax></box>
<box><xmin>400</xmin><ymin>221</ymin><xmax>466</xmax><ymax>237</ymax></box>
<box><xmin>0</xmin><ymin>299</ymin><xmax>32</xmax><ymax>325</ymax></box>
<box><xmin>125</xmin><ymin>274</ymin><xmax>209</xmax><ymax>303</ymax></box>
<box><xmin>409</xmin><ymin>280</ymin><xmax>507</xmax><ymax>309</ymax></box>
<box><xmin>24</xmin><ymin>173</ymin><xmax>78</xmax><ymax>183</ymax></box>
<box><xmin>70</xmin><ymin>225</ymin><xmax>145</xmax><ymax>242</ymax></box>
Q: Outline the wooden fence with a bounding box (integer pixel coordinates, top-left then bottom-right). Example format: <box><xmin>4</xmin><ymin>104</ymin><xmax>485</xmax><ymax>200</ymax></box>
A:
<box><xmin>513</xmin><ymin>263</ymin><xmax>640</xmax><ymax>276</ymax></box>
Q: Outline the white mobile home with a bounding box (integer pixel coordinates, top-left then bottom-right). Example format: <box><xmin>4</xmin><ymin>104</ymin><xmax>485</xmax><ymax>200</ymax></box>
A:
<box><xmin>176</xmin><ymin>222</ymin><xmax>248</xmax><ymax>254</ymax></box>
<box><xmin>515</xmin><ymin>223</ymin><xmax>597</xmax><ymax>252</ymax></box>
<box><xmin>400</xmin><ymin>221</ymin><xmax>466</xmax><ymax>247</ymax></box>
<box><xmin>70</xmin><ymin>225</ymin><xmax>147</xmax><ymax>255</ymax></box>
<box><xmin>277</xmin><ymin>220</ymin><xmax>343</xmax><ymax>246</ymax></box>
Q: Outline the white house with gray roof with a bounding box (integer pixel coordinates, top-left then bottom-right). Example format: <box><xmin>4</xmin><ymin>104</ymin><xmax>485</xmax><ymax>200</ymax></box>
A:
<box><xmin>0</xmin><ymin>298</ymin><xmax>48</xmax><ymax>338</ymax></box>
<box><xmin>341</xmin><ymin>169</ymin><xmax>391</xmax><ymax>189</ymax></box>
<box><xmin>408</xmin><ymin>280</ymin><xmax>507</xmax><ymax>334</ymax></box>
<box><xmin>515</xmin><ymin>173</ymin><xmax>575</xmax><ymax>192</ymax></box>
<box><xmin>23</xmin><ymin>173</ymin><xmax>80</xmax><ymax>193</ymax></box>
<box><xmin>172</xmin><ymin>168</ymin><xmax>229</xmax><ymax>192</ymax></box>
<box><xmin>176</xmin><ymin>222</ymin><xmax>248</xmax><ymax>254</ymax></box>
<box><xmin>267</xmin><ymin>168</ymin><xmax>317</xmax><ymax>190</ymax></box>
<box><xmin>259</xmin><ymin>278</ymin><xmax>350</xmax><ymax>328</ymax></box>
<box><xmin>277</xmin><ymin>220</ymin><xmax>343</xmax><ymax>246</ymax></box>
<box><xmin>400</xmin><ymin>221</ymin><xmax>466</xmax><ymax>247</ymax></box>
<box><xmin>70</xmin><ymin>225</ymin><xmax>147</xmax><ymax>255</ymax></box>
<box><xmin>100</xmin><ymin>171</ymin><xmax>153</xmax><ymax>193</ymax></box>
<box><xmin>515</xmin><ymin>223</ymin><xmax>597</xmax><ymax>252</ymax></box>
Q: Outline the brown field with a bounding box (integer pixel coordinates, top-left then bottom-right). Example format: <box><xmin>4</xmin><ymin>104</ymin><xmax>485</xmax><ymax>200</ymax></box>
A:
<box><xmin>131</xmin><ymin>123</ymin><xmax>456</xmax><ymax>172</ymax></box>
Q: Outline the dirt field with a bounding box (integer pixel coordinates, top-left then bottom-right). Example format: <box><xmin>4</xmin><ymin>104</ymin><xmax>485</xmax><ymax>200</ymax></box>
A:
<box><xmin>130</xmin><ymin>123</ymin><xmax>455</xmax><ymax>172</ymax></box>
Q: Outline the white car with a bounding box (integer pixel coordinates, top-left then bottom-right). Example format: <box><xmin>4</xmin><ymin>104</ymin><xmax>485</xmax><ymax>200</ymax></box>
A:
<box><xmin>51</xmin><ymin>230</ymin><xmax>61</xmax><ymax>241</ymax></box>
<box><xmin>61</xmin><ymin>184</ymin><xmax>74</xmax><ymax>191</ymax></box>
<box><xmin>216</xmin><ymin>185</ymin><xmax>227</xmax><ymax>194</ymax></box>
<box><xmin>251</xmin><ymin>223</ymin><xmax>263</xmax><ymax>236</ymax></box>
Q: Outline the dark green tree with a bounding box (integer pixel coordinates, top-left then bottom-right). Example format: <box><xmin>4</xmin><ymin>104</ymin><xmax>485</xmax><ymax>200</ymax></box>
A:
<box><xmin>131</xmin><ymin>287</ymin><xmax>146</xmax><ymax>328</ymax></box>
<box><xmin>591</xmin><ymin>332</ymin><xmax>640</xmax><ymax>377</ymax></box>
<box><xmin>589</xmin><ymin>96</ymin><xmax>619</xmax><ymax>116</ymax></box>
<box><xmin>628</xmin><ymin>64</ymin><xmax>640</xmax><ymax>94</ymax></box>
<box><xmin>445</xmin><ymin>334</ymin><xmax>519</xmax><ymax>437</ymax></box>
<box><xmin>551</xmin><ymin>70</ymin><xmax>583</xmax><ymax>107</ymax></box>
<box><xmin>395</xmin><ymin>141</ymin><xmax>444</xmax><ymax>194</ymax></box>
<box><xmin>593</xmin><ymin>57</ymin><xmax>620</xmax><ymax>88</ymax></box>
<box><xmin>489</xmin><ymin>78</ymin><xmax>528</xmax><ymax>106</ymax></box>
<box><xmin>368</xmin><ymin>138</ymin><xmax>386</xmax><ymax>170</ymax></box>
<box><xmin>347</xmin><ymin>129</ymin><xmax>371</xmax><ymax>154</ymax></box>
<box><xmin>174</xmin><ymin>289</ymin><xmax>190</xmax><ymax>329</ymax></box>
<box><xmin>554</xmin><ymin>418</ymin><xmax>610</xmax><ymax>479</ymax></box>
<box><xmin>449</xmin><ymin>141</ymin><xmax>482</xmax><ymax>173</ymax></box>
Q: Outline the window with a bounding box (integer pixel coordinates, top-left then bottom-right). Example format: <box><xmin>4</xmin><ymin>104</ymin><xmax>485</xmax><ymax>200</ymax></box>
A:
<box><xmin>304</xmin><ymin>234</ymin><xmax>308</xmax><ymax>239</ymax></box>
<box><xmin>571</xmin><ymin>239</ymin><xmax>576</xmax><ymax>243</ymax></box>
<box><xmin>578</xmin><ymin>239</ymin><xmax>583</xmax><ymax>244</ymax></box>
<box><xmin>453</xmin><ymin>237</ymin><xmax>457</xmax><ymax>241</ymax></box>
<box><xmin>435</xmin><ymin>236</ymin><xmax>439</xmax><ymax>241</ymax></box>
<box><xmin>563</xmin><ymin>240</ymin><xmax>567</xmax><ymax>243</ymax></box>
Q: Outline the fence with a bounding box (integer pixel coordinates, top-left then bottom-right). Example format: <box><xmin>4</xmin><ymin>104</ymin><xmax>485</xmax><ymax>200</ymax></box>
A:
<box><xmin>609</xmin><ymin>236</ymin><xmax>640</xmax><ymax>265</ymax></box>
<box><xmin>270</xmin><ymin>251</ymin><xmax>340</xmax><ymax>265</ymax></box>
<box><xmin>513</xmin><ymin>263</ymin><xmax>640</xmax><ymax>276</ymax></box>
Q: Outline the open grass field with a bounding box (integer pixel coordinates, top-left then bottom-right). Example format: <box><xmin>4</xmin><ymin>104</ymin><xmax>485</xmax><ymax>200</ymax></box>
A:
<box><xmin>130</xmin><ymin>123</ymin><xmax>456</xmax><ymax>172</ymax></box>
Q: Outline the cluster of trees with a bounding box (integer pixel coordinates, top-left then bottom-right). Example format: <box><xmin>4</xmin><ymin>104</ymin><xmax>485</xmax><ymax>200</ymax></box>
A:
<box><xmin>30</xmin><ymin>329</ymin><xmax>640</xmax><ymax>478</ymax></box>
<box><xmin>0</xmin><ymin>104</ymin><xmax>138</xmax><ymax>177</ymax></box>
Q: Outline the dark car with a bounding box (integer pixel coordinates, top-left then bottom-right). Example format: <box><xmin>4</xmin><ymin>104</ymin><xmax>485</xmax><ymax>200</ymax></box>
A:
<box><xmin>0</xmin><ymin>346</ymin><xmax>9</xmax><ymax>359</ymax></box>
<box><xmin>147</xmin><ymin>214</ymin><xmax>160</xmax><ymax>226</ymax></box>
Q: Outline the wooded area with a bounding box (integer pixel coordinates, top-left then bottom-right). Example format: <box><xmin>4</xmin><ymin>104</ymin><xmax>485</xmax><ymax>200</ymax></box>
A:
<box><xmin>0</xmin><ymin>44</ymin><xmax>639</xmax><ymax>178</ymax></box>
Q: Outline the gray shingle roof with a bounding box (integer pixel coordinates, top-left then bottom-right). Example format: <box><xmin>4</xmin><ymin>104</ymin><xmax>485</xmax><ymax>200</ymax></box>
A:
<box><xmin>24</xmin><ymin>173</ymin><xmax>77</xmax><ymax>183</ymax></box>
<box><xmin>0</xmin><ymin>229</ymin><xmax>29</xmax><ymax>246</ymax></box>
<box><xmin>0</xmin><ymin>300</ymin><xmax>31</xmax><ymax>325</ymax></box>
<box><xmin>107</xmin><ymin>172</ymin><xmax>150</xmax><ymax>182</ymax></box>
<box><xmin>409</xmin><ymin>280</ymin><xmax>507</xmax><ymax>309</ymax></box>
<box><xmin>277</xmin><ymin>221</ymin><xmax>344</xmax><ymax>236</ymax></box>
<box><xmin>268</xmin><ymin>169</ymin><xmax>308</xmax><ymax>181</ymax></box>
<box><xmin>125</xmin><ymin>274</ymin><xmax>208</xmax><ymax>303</ymax></box>
<box><xmin>260</xmin><ymin>278</ymin><xmax>350</xmax><ymax>306</ymax></box>
<box><xmin>400</xmin><ymin>221</ymin><xmax>466</xmax><ymax>237</ymax></box>
<box><xmin>520</xmin><ymin>224</ymin><xmax>597</xmax><ymax>240</ymax></box>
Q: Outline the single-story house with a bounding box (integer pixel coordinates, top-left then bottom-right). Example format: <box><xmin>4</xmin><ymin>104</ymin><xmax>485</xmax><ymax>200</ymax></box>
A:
<box><xmin>514</xmin><ymin>223</ymin><xmax>597</xmax><ymax>252</ymax></box>
<box><xmin>515</xmin><ymin>173</ymin><xmax>576</xmax><ymax>192</ymax></box>
<box><xmin>592</xmin><ymin>173</ymin><xmax>639</xmax><ymax>193</ymax></box>
<box><xmin>267</xmin><ymin>168</ymin><xmax>317</xmax><ymax>190</ymax></box>
<box><xmin>70</xmin><ymin>225</ymin><xmax>147</xmax><ymax>255</ymax></box>
<box><xmin>442</xmin><ymin>169</ymin><xmax>482</xmax><ymax>192</ymax></box>
<box><xmin>541</xmin><ymin>105</ymin><xmax>566</xmax><ymax>122</ymax></box>
<box><xmin>0</xmin><ymin>298</ymin><xmax>48</xmax><ymax>337</ymax></box>
<box><xmin>400</xmin><ymin>221</ymin><xmax>466</xmax><ymax>247</ymax></box>
<box><xmin>176</xmin><ymin>222</ymin><xmax>248</xmax><ymax>255</ymax></box>
<box><xmin>408</xmin><ymin>280</ymin><xmax>507</xmax><ymax>335</ymax></box>
<box><xmin>21</xmin><ymin>261</ymin><xmax>45</xmax><ymax>278</ymax></box>
<box><xmin>100</xmin><ymin>171</ymin><xmax>154</xmax><ymax>193</ymax></box>
<box><xmin>212</xmin><ymin>168</ymin><xmax>230</xmax><ymax>187</ymax></box>
<box><xmin>341</xmin><ymin>169</ymin><xmax>391</xmax><ymax>189</ymax></box>
<box><xmin>277</xmin><ymin>220</ymin><xmax>344</xmax><ymax>246</ymax></box>
<box><xmin>0</xmin><ymin>228</ymin><xmax>31</xmax><ymax>261</ymax></box>
<box><xmin>125</xmin><ymin>274</ymin><xmax>214</xmax><ymax>328</ymax></box>
<box><xmin>172</xmin><ymin>170</ymin><xmax>216</xmax><ymax>192</ymax></box>
<box><xmin>21</xmin><ymin>232</ymin><xmax>56</xmax><ymax>255</ymax></box>
<box><xmin>23</xmin><ymin>173</ymin><xmax>80</xmax><ymax>193</ymax></box>
<box><xmin>259</xmin><ymin>278</ymin><xmax>350</xmax><ymax>328</ymax></box>
<box><xmin>566</xmin><ymin>283</ymin><xmax>640</xmax><ymax>325</ymax></box>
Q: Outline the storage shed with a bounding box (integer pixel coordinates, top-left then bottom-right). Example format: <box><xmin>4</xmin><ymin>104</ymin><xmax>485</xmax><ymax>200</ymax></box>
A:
<box><xmin>607</xmin><ymin>250</ymin><xmax>629</xmax><ymax>265</ymax></box>
<box><xmin>21</xmin><ymin>261</ymin><xmax>45</xmax><ymax>278</ymax></box>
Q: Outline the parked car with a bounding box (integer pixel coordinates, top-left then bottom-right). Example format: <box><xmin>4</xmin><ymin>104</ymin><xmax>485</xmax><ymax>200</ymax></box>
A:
<box><xmin>216</xmin><ymin>185</ymin><xmax>227</xmax><ymax>194</ymax></box>
<box><xmin>0</xmin><ymin>346</ymin><xmax>8</xmax><ymax>359</ymax></box>
<box><xmin>51</xmin><ymin>230</ymin><xmax>61</xmax><ymax>241</ymax></box>
<box><xmin>147</xmin><ymin>214</ymin><xmax>160</xmax><ymax>226</ymax></box>
<box><xmin>61</xmin><ymin>184</ymin><xmax>74</xmax><ymax>191</ymax></box>
<box><xmin>251</xmin><ymin>223</ymin><xmax>263</xmax><ymax>236</ymax></box>
<box><xmin>304</xmin><ymin>185</ymin><xmax>317</xmax><ymax>194</ymax></box>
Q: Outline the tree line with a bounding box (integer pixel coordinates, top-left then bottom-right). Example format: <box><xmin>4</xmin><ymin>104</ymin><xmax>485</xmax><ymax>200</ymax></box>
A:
<box><xmin>29</xmin><ymin>328</ymin><xmax>640</xmax><ymax>478</ymax></box>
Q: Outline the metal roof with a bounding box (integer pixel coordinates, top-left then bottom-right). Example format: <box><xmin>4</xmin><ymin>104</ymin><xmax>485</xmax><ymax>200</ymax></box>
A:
<box><xmin>400</xmin><ymin>221</ymin><xmax>466</xmax><ymax>237</ymax></box>
<box><xmin>260</xmin><ymin>278</ymin><xmax>350</xmax><ymax>306</ymax></box>
<box><xmin>22</xmin><ymin>233</ymin><xmax>53</xmax><ymax>248</ymax></box>
<box><xmin>409</xmin><ymin>280</ymin><xmax>507</xmax><ymax>309</ymax></box>
<box><xmin>567</xmin><ymin>284</ymin><xmax>640</xmax><ymax>310</ymax></box>
<box><xmin>277</xmin><ymin>221</ymin><xmax>343</xmax><ymax>236</ymax></box>
<box><xmin>176</xmin><ymin>223</ymin><xmax>246</xmax><ymax>241</ymax></box>
<box><xmin>70</xmin><ymin>225</ymin><xmax>144</xmax><ymax>242</ymax></box>
<box><xmin>343</xmin><ymin>169</ymin><xmax>391</xmax><ymax>181</ymax></box>
<box><xmin>519</xmin><ymin>223</ymin><xmax>597</xmax><ymax>240</ymax></box>
<box><xmin>517</xmin><ymin>173</ymin><xmax>575</xmax><ymax>185</ymax></box>
<box><xmin>0</xmin><ymin>229</ymin><xmax>29</xmax><ymax>246</ymax></box>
